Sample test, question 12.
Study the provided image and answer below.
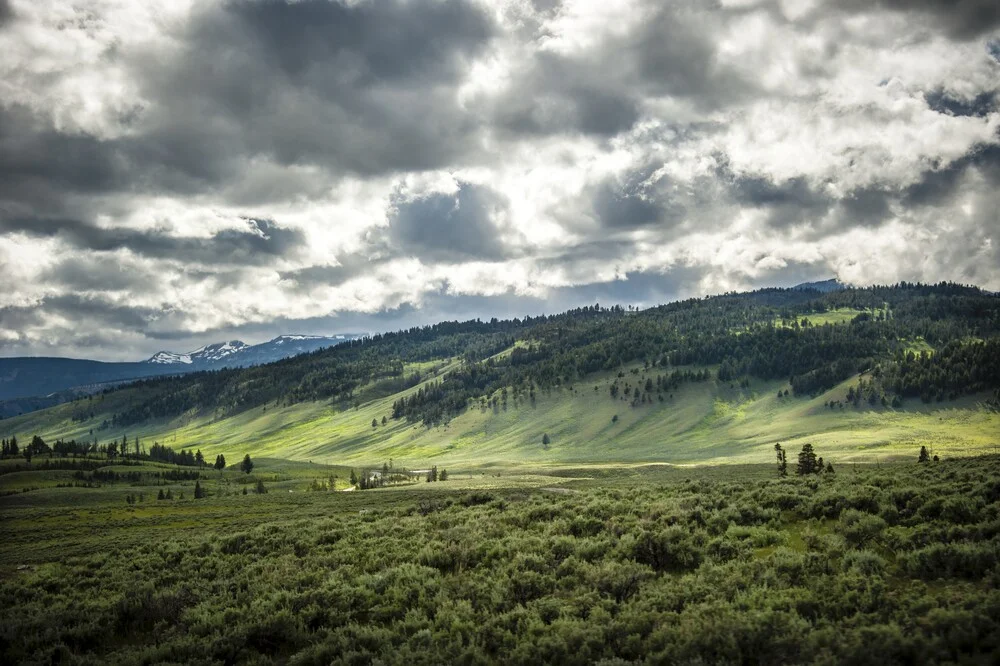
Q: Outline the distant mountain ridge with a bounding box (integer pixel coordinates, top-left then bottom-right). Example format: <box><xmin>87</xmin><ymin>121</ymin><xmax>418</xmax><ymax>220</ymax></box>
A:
<box><xmin>0</xmin><ymin>334</ymin><xmax>361</xmax><ymax>412</ymax></box>
<box><xmin>145</xmin><ymin>335</ymin><xmax>358</xmax><ymax>369</ymax></box>
<box><xmin>792</xmin><ymin>278</ymin><xmax>847</xmax><ymax>293</ymax></box>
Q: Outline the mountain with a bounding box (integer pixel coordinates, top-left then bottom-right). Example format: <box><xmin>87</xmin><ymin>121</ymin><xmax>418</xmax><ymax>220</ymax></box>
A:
<box><xmin>0</xmin><ymin>334</ymin><xmax>360</xmax><ymax>410</ymax></box>
<box><xmin>792</xmin><ymin>278</ymin><xmax>847</xmax><ymax>292</ymax></box>
<box><xmin>4</xmin><ymin>282</ymin><xmax>998</xmax><ymax>465</ymax></box>
<box><xmin>0</xmin><ymin>357</ymin><xmax>181</xmax><ymax>409</ymax></box>
<box><xmin>145</xmin><ymin>335</ymin><xmax>359</xmax><ymax>369</ymax></box>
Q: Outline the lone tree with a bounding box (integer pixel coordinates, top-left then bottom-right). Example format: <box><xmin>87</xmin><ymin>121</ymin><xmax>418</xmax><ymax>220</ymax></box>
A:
<box><xmin>372</xmin><ymin>418</ymin><xmax>378</xmax><ymax>429</ymax></box>
<box><xmin>918</xmin><ymin>446</ymin><xmax>930</xmax><ymax>463</ymax></box>
<box><xmin>797</xmin><ymin>443</ymin><xmax>818</xmax><ymax>475</ymax></box>
<box><xmin>774</xmin><ymin>443</ymin><xmax>787</xmax><ymax>476</ymax></box>
<box><xmin>255</xmin><ymin>479</ymin><xmax>267</xmax><ymax>494</ymax></box>
<box><xmin>542</xmin><ymin>433</ymin><xmax>551</xmax><ymax>448</ymax></box>
<box><xmin>241</xmin><ymin>454</ymin><xmax>254</xmax><ymax>475</ymax></box>
<box><xmin>214</xmin><ymin>454</ymin><xmax>226</xmax><ymax>471</ymax></box>
<box><xmin>194</xmin><ymin>480</ymin><xmax>205</xmax><ymax>499</ymax></box>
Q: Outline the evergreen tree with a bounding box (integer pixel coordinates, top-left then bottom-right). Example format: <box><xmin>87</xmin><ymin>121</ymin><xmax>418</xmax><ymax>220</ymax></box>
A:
<box><xmin>157</xmin><ymin>489</ymin><xmax>165</xmax><ymax>500</ymax></box>
<box><xmin>825</xmin><ymin>462</ymin><xmax>835</xmax><ymax>474</ymax></box>
<box><xmin>440</xmin><ymin>469</ymin><xmax>448</xmax><ymax>481</ymax></box>
<box><xmin>195</xmin><ymin>450</ymin><xmax>204</xmax><ymax>466</ymax></box>
<box><xmin>372</xmin><ymin>418</ymin><xmax>378</xmax><ymax>428</ymax></box>
<box><xmin>350</xmin><ymin>469</ymin><xmax>358</xmax><ymax>486</ymax></box>
<box><xmin>431</xmin><ymin>466</ymin><xmax>438</xmax><ymax>482</ymax></box>
<box><xmin>774</xmin><ymin>443</ymin><xmax>787</xmax><ymax>477</ymax></box>
<box><xmin>241</xmin><ymin>454</ymin><xmax>254</xmax><ymax>475</ymax></box>
<box><xmin>256</xmin><ymin>479</ymin><xmax>267</xmax><ymax>494</ymax></box>
<box><xmin>816</xmin><ymin>457</ymin><xmax>824</xmax><ymax>474</ymax></box>
<box><xmin>542</xmin><ymin>433</ymin><xmax>551</xmax><ymax>447</ymax></box>
<box><xmin>194</xmin><ymin>481</ymin><xmax>205</xmax><ymax>499</ymax></box>
<box><xmin>215</xmin><ymin>454</ymin><xmax>226</xmax><ymax>471</ymax></box>
<box><xmin>918</xmin><ymin>446</ymin><xmax>930</xmax><ymax>463</ymax></box>
<box><xmin>797</xmin><ymin>443</ymin><xmax>818</xmax><ymax>475</ymax></box>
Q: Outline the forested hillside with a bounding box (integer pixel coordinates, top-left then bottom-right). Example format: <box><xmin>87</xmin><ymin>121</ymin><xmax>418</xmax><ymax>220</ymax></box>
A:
<box><xmin>64</xmin><ymin>282</ymin><xmax>1000</xmax><ymax>431</ymax></box>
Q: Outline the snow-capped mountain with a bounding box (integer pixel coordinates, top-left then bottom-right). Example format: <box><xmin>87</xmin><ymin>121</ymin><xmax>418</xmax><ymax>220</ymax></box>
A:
<box><xmin>147</xmin><ymin>340</ymin><xmax>248</xmax><ymax>365</ymax></box>
<box><xmin>145</xmin><ymin>335</ymin><xmax>359</xmax><ymax>369</ymax></box>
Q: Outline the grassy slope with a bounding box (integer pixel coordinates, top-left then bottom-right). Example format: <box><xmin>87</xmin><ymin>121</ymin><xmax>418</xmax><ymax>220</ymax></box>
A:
<box><xmin>3</xmin><ymin>357</ymin><xmax>997</xmax><ymax>469</ymax></box>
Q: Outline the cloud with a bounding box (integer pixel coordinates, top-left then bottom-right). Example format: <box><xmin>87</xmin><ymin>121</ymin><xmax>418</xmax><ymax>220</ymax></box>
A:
<box><xmin>387</xmin><ymin>182</ymin><xmax>511</xmax><ymax>262</ymax></box>
<box><xmin>0</xmin><ymin>216</ymin><xmax>304</xmax><ymax>265</ymax></box>
<box><xmin>0</xmin><ymin>0</ymin><xmax>999</xmax><ymax>360</ymax></box>
<box><xmin>839</xmin><ymin>0</ymin><xmax>1000</xmax><ymax>41</ymax></box>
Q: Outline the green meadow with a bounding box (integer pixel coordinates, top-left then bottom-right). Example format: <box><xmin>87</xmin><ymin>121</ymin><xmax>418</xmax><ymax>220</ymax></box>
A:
<box><xmin>2</xmin><ymin>359</ymin><xmax>996</xmax><ymax>474</ymax></box>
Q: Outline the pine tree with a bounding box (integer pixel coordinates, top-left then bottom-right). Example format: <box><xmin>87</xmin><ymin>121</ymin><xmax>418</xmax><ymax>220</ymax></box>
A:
<box><xmin>816</xmin><ymin>457</ymin><xmax>824</xmax><ymax>474</ymax></box>
<box><xmin>372</xmin><ymin>418</ymin><xmax>378</xmax><ymax>428</ymax></box>
<box><xmin>194</xmin><ymin>481</ymin><xmax>205</xmax><ymax>499</ymax></box>
<box><xmin>256</xmin><ymin>479</ymin><xmax>267</xmax><ymax>494</ymax></box>
<box><xmin>215</xmin><ymin>454</ymin><xmax>226</xmax><ymax>471</ymax></box>
<box><xmin>918</xmin><ymin>446</ymin><xmax>930</xmax><ymax>463</ymax></box>
<box><xmin>440</xmin><ymin>469</ymin><xmax>448</xmax><ymax>481</ymax></box>
<box><xmin>542</xmin><ymin>433</ymin><xmax>551</xmax><ymax>448</ymax></box>
<box><xmin>774</xmin><ymin>443</ymin><xmax>787</xmax><ymax>476</ymax></box>
<box><xmin>241</xmin><ymin>454</ymin><xmax>253</xmax><ymax>475</ymax></box>
<box><xmin>195</xmin><ymin>450</ymin><xmax>204</xmax><ymax>466</ymax></box>
<box><xmin>350</xmin><ymin>469</ymin><xmax>358</xmax><ymax>486</ymax></box>
<box><xmin>797</xmin><ymin>443</ymin><xmax>817</xmax><ymax>475</ymax></box>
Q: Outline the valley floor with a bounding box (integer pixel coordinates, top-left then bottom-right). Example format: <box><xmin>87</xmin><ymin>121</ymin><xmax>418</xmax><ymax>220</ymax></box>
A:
<box><xmin>1</xmin><ymin>455</ymin><xmax>999</xmax><ymax>664</ymax></box>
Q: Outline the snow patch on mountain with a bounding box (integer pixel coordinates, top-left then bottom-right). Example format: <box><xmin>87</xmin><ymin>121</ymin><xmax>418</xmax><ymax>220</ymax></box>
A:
<box><xmin>145</xmin><ymin>334</ymin><xmax>361</xmax><ymax>367</ymax></box>
<box><xmin>147</xmin><ymin>351</ymin><xmax>193</xmax><ymax>364</ymax></box>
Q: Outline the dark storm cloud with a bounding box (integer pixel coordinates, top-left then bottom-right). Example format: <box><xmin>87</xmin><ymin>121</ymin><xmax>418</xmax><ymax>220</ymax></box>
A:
<box><xmin>387</xmin><ymin>182</ymin><xmax>510</xmax><ymax>262</ymax></box>
<box><xmin>858</xmin><ymin>0</ymin><xmax>1000</xmax><ymax>40</ymax></box>
<box><xmin>925</xmin><ymin>90</ymin><xmax>998</xmax><ymax>118</ymax></box>
<box><xmin>41</xmin><ymin>257</ymin><xmax>159</xmax><ymax>293</ymax></box>
<box><xmin>903</xmin><ymin>143</ymin><xmax>1000</xmax><ymax>207</ymax></box>
<box><xmin>0</xmin><ymin>216</ymin><xmax>304</xmax><ymax>265</ymax></box>
<box><xmin>279</xmin><ymin>254</ymin><xmax>389</xmax><ymax>290</ymax></box>
<box><xmin>591</xmin><ymin>171</ymin><xmax>688</xmax><ymax>231</ymax></box>
<box><xmin>231</xmin><ymin>0</ymin><xmax>493</xmax><ymax>85</ymax></box>
<box><xmin>493</xmin><ymin>3</ymin><xmax>753</xmax><ymax>139</ymax></box>
<box><xmin>0</xmin><ymin>105</ymin><xmax>129</xmax><ymax>213</ymax></box>
<box><xmin>128</xmin><ymin>0</ymin><xmax>496</xmax><ymax>183</ymax></box>
<box><xmin>714</xmin><ymin>159</ymin><xmax>832</xmax><ymax>228</ymax></box>
<box><xmin>2</xmin><ymin>0</ymin><xmax>499</xmax><ymax>220</ymax></box>
<box><xmin>494</xmin><ymin>54</ymin><xmax>642</xmax><ymax>137</ymax></box>
<box><xmin>0</xmin><ymin>0</ymin><xmax>13</xmax><ymax>27</ymax></box>
<box><xmin>837</xmin><ymin>187</ymin><xmax>893</xmax><ymax>226</ymax></box>
<box><xmin>0</xmin><ymin>294</ymin><xmax>158</xmax><ymax>334</ymax></box>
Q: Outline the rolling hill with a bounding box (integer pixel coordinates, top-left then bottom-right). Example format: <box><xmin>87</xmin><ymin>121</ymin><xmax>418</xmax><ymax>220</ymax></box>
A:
<box><xmin>2</xmin><ymin>282</ymin><xmax>998</xmax><ymax>469</ymax></box>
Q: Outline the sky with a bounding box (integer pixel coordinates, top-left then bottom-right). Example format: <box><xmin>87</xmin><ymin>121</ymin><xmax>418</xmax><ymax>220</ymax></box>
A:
<box><xmin>1</xmin><ymin>0</ymin><xmax>999</xmax><ymax>361</ymax></box>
